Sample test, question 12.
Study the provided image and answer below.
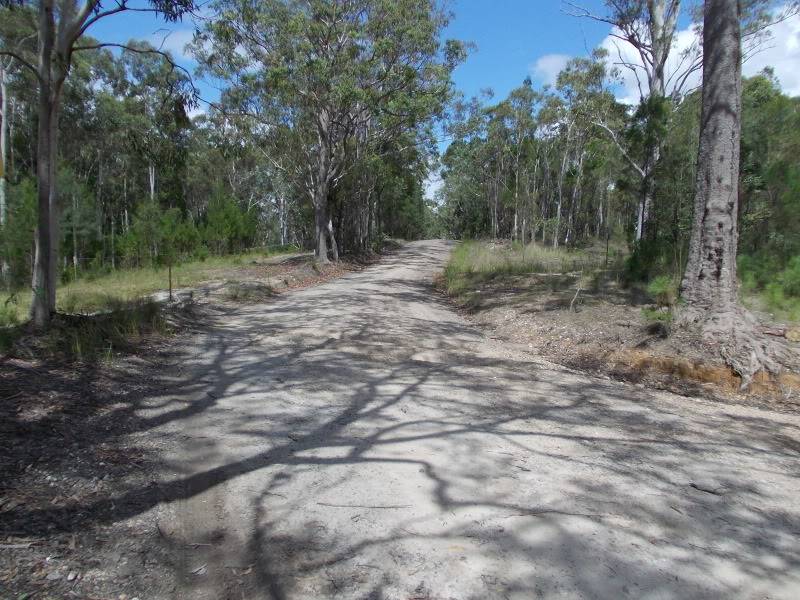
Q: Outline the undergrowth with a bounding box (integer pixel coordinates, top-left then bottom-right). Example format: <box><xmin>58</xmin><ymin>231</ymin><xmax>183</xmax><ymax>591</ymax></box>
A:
<box><xmin>0</xmin><ymin>247</ymin><xmax>298</xmax><ymax>325</ymax></box>
<box><xmin>739</xmin><ymin>254</ymin><xmax>800</xmax><ymax>322</ymax></box>
<box><xmin>1</xmin><ymin>299</ymin><xmax>169</xmax><ymax>361</ymax></box>
<box><xmin>224</xmin><ymin>281</ymin><xmax>275</xmax><ymax>302</ymax></box>
<box><xmin>443</xmin><ymin>240</ymin><xmax>620</xmax><ymax>297</ymax></box>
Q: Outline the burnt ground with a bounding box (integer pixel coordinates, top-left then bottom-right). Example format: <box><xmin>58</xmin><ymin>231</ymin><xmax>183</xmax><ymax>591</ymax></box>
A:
<box><xmin>0</xmin><ymin>254</ymin><xmax>376</xmax><ymax>599</ymax></box>
<box><xmin>443</xmin><ymin>268</ymin><xmax>800</xmax><ymax>409</ymax></box>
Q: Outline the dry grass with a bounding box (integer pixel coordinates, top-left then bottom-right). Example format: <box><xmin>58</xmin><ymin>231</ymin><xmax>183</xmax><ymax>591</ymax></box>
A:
<box><xmin>0</xmin><ymin>249</ymin><xmax>298</xmax><ymax>324</ymax></box>
<box><xmin>443</xmin><ymin>239</ymin><xmax>621</xmax><ymax>296</ymax></box>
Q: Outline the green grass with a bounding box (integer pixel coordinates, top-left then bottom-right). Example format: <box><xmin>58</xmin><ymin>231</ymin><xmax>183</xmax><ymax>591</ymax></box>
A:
<box><xmin>0</xmin><ymin>247</ymin><xmax>298</xmax><ymax>325</ymax></box>
<box><xmin>442</xmin><ymin>240</ymin><xmax>615</xmax><ymax>296</ymax></box>
<box><xmin>641</xmin><ymin>306</ymin><xmax>673</xmax><ymax>323</ymax></box>
<box><xmin>739</xmin><ymin>254</ymin><xmax>800</xmax><ymax>323</ymax></box>
<box><xmin>742</xmin><ymin>286</ymin><xmax>800</xmax><ymax>323</ymax></box>
<box><xmin>0</xmin><ymin>297</ymin><xmax>169</xmax><ymax>360</ymax></box>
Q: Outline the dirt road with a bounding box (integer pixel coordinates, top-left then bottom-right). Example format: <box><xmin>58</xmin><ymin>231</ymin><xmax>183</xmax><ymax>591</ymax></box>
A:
<box><xmin>139</xmin><ymin>240</ymin><xmax>800</xmax><ymax>599</ymax></box>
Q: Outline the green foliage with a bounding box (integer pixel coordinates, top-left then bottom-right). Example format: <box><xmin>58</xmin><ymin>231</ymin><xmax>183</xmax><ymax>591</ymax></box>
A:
<box><xmin>0</xmin><ymin>296</ymin><xmax>20</xmax><ymax>328</ymax></box>
<box><xmin>641</xmin><ymin>307</ymin><xmax>673</xmax><ymax>324</ymax></box>
<box><xmin>646</xmin><ymin>275</ymin><xmax>678</xmax><ymax>308</ymax></box>
<box><xmin>0</xmin><ymin>180</ymin><xmax>37</xmax><ymax>289</ymax></box>
<box><xmin>203</xmin><ymin>195</ymin><xmax>257</xmax><ymax>255</ymax></box>
<box><xmin>739</xmin><ymin>253</ymin><xmax>800</xmax><ymax>321</ymax></box>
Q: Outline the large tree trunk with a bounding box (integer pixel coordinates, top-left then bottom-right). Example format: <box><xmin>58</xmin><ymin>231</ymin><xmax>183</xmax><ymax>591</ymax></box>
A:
<box><xmin>314</xmin><ymin>184</ymin><xmax>330</xmax><ymax>263</ymax></box>
<box><xmin>31</xmin><ymin>0</ymin><xmax>58</xmax><ymax>327</ymax></box>
<box><xmin>679</xmin><ymin>0</ymin><xmax>777</xmax><ymax>384</ymax></box>
<box><xmin>327</xmin><ymin>217</ymin><xmax>339</xmax><ymax>262</ymax></box>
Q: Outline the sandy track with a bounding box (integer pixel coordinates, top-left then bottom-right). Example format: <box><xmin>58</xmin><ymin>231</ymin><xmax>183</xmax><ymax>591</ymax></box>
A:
<box><xmin>138</xmin><ymin>240</ymin><xmax>800</xmax><ymax>599</ymax></box>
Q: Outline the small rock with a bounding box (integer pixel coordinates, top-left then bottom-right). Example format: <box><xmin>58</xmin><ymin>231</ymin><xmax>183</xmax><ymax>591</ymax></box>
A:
<box><xmin>46</xmin><ymin>570</ymin><xmax>62</xmax><ymax>580</ymax></box>
<box><xmin>67</xmin><ymin>571</ymin><xmax>78</xmax><ymax>581</ymax></box>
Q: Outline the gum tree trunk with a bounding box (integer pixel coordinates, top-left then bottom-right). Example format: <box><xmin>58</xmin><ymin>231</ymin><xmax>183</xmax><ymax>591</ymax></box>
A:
<box><xmin>679</xmin><ymin>0</ymin><xmax>777</xmax><ymax>384</ymax></box>
<box><xmin>31</xmin><ymin>0</ymin><xmax>60</xmax><ymax>327</ymax></box>
<box><xmin>681</xmin><ymin>0</ymin><xmax>742</xmax><ymax>313</ymax></box>
<box><xmin>0</xmin><ymin>61</ymin><xmax>9</xmax><ymax>281</ymax></box>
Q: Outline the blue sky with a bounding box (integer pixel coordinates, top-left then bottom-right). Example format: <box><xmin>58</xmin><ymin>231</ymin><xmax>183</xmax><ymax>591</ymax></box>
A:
<box><xmin>87</xmin><ymin>1</ymin><xmax>618</xmax><ymax>108</ymax></box>
<box><xmin>443</xmin><ymin>0</ymin><xmax>611</xmax><ymax>99</ymax></box>
<box><xmin>87</xmin><ymin>1</ymin><xmax>800</xmax><ymax>113</ymax></box>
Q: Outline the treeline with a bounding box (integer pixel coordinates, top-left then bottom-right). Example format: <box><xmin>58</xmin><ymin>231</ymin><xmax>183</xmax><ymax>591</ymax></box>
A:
<box><xmin>438</xmin><ymin>44</ymin><xmax>799</xmax><ymax>317</ymax></box>
<box><xmin>0</xmin><ymin>0</ymin><xmax>460</xmax><ymax>324</ymax></box>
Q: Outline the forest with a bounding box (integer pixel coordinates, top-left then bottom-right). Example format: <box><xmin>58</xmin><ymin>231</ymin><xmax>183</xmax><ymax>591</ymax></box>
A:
<box><xmin>0</xmin><ymin>0</ymin><xmax>797</xmax><ymax>356</ymax></box>
<box><xmin>0</xmin><ymin>0</ymin><xmax>463</xmax><ymax>323</ymax></box>
<box><xmin>3</xmin><ymin>1</ymin><xmax>800</xmax><ymax>599</ymax></box>
<box><xmin>439</xmin><ymin>61</ymin><xmax>800</xmax><ymax>311</ymax></box>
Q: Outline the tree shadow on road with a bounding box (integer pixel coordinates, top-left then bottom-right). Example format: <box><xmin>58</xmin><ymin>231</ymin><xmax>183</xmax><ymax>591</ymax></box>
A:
<box><xmin>3</xmin><ymin>242</ymin><xmax>800</xmax><ymax>599</ymax></box>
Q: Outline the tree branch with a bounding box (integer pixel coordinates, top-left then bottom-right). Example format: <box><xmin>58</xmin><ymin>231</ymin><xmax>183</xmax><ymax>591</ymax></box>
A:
<box><xmin>592</xmin><ymin>120</ymin><xmax>645</xmax><ymax>179</ymax></box>
<box><xmin>71</xmin><ymin>42</ymin><xmax>195</xmax><ymax>87</ymax></box>
<box><xmin>0</xmin><ymin>50</ymin><xmax>40</xmax><ymax>81</ymax></box>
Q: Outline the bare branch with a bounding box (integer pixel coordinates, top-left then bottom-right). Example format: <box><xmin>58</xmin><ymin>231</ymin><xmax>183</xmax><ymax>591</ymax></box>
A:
<box><xmin>0</xmin><ymin>50</ymin><xmax>40</xmax><ymax>81</ymax></box>
<box><xmin>561</xmin><ymin>1</ymin><xmax>617</xmax><ymax>26</ymax></box>
<box><xmin>592</xmin><ymin>120</ymin><xmax>645</xmax><ymax>179</ymax></box>
<box><xmin>72</xmin><ymin>42</ymin><xmax>195</xmax><ymax>87</ymax></box>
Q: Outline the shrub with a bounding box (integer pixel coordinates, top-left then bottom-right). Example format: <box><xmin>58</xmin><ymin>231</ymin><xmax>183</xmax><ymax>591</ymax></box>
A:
<box><xmin>194</xmin><ymin>245</ymin><xmax>210</xmax><ymax>262</ymax></box>
<box><xmin>647</xmin><ymin>275</ymin><xmax>678</xmax><ymax>307</ymax></box>
<box><xmin>0</xmin><ymin>300</ymin><xmax>20</xmax><ymax>328</ymax></box>
<box><xmin>642</xmin><ymin>306</ymin><xmax>673</xmax><ymax>323</ymax></box>
<box><xmin>781</xmin><ymin>256</ymin><xmax>800</xmax><ymax>297</ymax></box>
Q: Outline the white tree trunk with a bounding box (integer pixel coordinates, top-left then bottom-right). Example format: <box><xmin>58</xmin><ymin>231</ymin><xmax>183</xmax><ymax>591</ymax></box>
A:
<box><xmin>0</xmin><ymin>61</ymin><xmax>9</xmax><ymax>280</ymax></box>
<box><xmin>148</xmin><ymin>163</ymin><xmax>156</xmax><ymax>203</ymax></box>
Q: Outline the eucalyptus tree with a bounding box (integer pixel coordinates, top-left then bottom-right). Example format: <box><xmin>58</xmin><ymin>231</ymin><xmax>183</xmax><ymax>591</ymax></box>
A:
<box><xmin>679</xmin><ymin>0</ymin><xmax>776</xmax><ymax>384</ymax></box>
<box><xmin>194</xmin><ymin>0</ymin><xmax>463</xmax><ymax>262</ymax></box>
<box><xmin>120</xmin><ymin>43</ymin><xmax>193</xmax><ymax>208</ymax></box>
<box><xmin>0</xmin><ymin>6</ymin><xmax>36</xmax><ymax>281</ymax></box>
<box><xmin>504</xmin><ymin>80</ymin><xmax>539</xmax><ymax>243</ymax></box>
<box><xmin>0</xmin><ymin>0</ymin><xmax>194</xmax><ymax>327</ymax></box>
<box><xmin>552</xmin><ymin>51</ymin><xmax>615</xmax><ymax>246</ymax></box>
<box><xmin>566</xmin><ymin>0</ymin><xmax>688</xmax><ymax>242</ymax></box>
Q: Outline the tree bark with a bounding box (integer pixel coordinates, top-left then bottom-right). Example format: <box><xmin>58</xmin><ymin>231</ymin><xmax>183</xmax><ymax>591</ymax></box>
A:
<box><xmin>72</xmin><ymin>192</ymin><xmax>78</xmax><ymax>280</ymax></box>
<box><xmin>0</xmin><ymin>61</ymin><xmax>9</xmax><ymax>280</ymax></box>
<box><xmin>31</xmin><ymin>0</ymin><xmax>59</xmax><ymax>327</ymax></box>
<box><xmin>314</xmin><ymin>184</ymin><xmax>330</xmax><ymax>263</ymax></box>
<box><xmin>681</xmin><ymin>0</ymin><xmax>742</xmax><ymax>314</ymax></box>
<box><xmin>679</xmin><ymin>0</ymin><xmax>777</xmax><ymax>384</ymax></box>
<box><xmin>148</xmin><ymin>163</ymin><xmax>156</xmax><ymax>203</ymax></box>
<box><xmin>553</xmin><ymin>122</ymin><xmax>572</xmax><ymax>248</ymax></box>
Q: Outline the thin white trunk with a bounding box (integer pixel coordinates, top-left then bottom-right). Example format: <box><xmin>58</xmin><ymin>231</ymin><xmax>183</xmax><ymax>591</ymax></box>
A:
<box><xmin>0</xmin><ymin>61</ymin><xmax>9</xmax><ymax>280</ymax></box>
<box><xmin>554</xmin><ymin>122</ymin><xmax>573</xmax><ymax>248</ymax></box>
<box><xmin>72</xmin><ymin>193</ymin><xmax>78</xmax><ymax>280</ymax></box>
<box><xmin>148</xmin><ymin>163</ymin><xmax>156</xmax><ymax>203</ymax></box>
<box><xmin>0</xmin><ymin>62</ymin><xmax>8</xmax><ymax>230</ymax></box>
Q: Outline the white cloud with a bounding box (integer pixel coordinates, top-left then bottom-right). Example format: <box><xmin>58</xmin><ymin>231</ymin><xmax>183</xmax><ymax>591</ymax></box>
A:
<box><xmin>424</xmin><ymin>170</ymin><xmax>443</xmax><ymax>202</ymax></box>
<box><xmin>187</xmin><ymin>104</ymin><xmax>207</xmax><ymax>120</ymax></box>
<box><xmin>599</xmin><ymin>25</ymin><xmax>702</xmax><ymax>104</ymax></box>
<box><xmin>530</xmin><ymin>53</ymin><xmax>571</xmax><ymax>87</ymax></box>
<box><xmin>150</xmin><ymin>28</ymin><xmax>196</xmax><ymax>60</ymax></box>
<box><xmin>599</xmin><ymin>7</ymin><xmax>800</xmax><ymax>103</ymax></box>
<box><xmin>744</xmin><ymin>13</ymin><xmax>800</xmax><ymax>95</ymax></box>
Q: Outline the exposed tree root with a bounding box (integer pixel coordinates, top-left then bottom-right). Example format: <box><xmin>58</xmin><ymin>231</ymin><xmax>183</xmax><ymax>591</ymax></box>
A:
<box><xmin>678</xmin><ymin>305</ymin><xmax>784</xmax><ymax>389</ymax></box>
